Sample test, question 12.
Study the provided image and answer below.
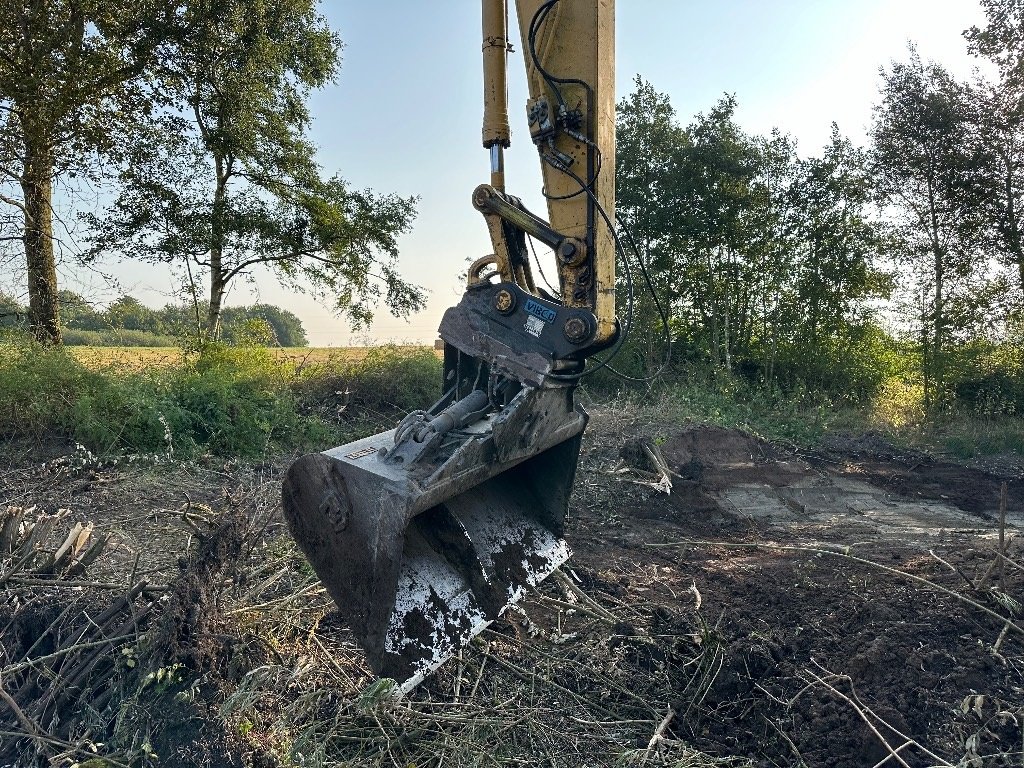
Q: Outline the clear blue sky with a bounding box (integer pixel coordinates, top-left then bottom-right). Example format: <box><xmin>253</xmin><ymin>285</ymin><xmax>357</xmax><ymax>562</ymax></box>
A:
<box><xmin>55</xmin><ymin>0</ymin><xmax>988</xmax><ymax>345</ymax></box>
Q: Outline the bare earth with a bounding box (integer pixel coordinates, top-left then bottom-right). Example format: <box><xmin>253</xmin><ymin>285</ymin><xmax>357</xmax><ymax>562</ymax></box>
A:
<box><xmin>1</xmin><ymin>411</ymin><xmax>1021</xmax><ymax>767</ymax></box>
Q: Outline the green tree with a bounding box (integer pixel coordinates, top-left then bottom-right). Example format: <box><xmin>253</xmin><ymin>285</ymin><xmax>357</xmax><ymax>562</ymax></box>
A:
<box><xmin>220</xmin><ymin>304</ymin><xmax>307</xmax><ymax>346</ymax></box>
<box><xmin>106</xmin><ymin>295</ymin><xmax>161</xmax><ymax>332</ymax></box>
<box><xmin>249</xmin><ymin>305</ymin><xmax>307</xmax><ymax>346</ymax></box>
<box><xmin>85</xmin><ymin>0</ymin><xmax>423</xmax><ymax>339</ymax></box>
<box><xmin>677</xmin><ymin>95</ymin><xmax>760</xmax><ymax>370</ymax></box>
<box><xmin>870</xmin><ymin>49</ymin><xmax>989</xmax><ymax>410</ymax></box>
<box><xmin>790</xmin><ymin>127</ymin><xmax>886</xmax><ymax>345</ymax></box>
<box><xmin>0</xmin><ymin>291</ymin><xmax>25</xmax><ymax>327</ymax></box>
<box><xmin>615</xmin><ymin>79</ymin><xmax>890</xmax><ymax>392</ymax></box>
<box><xmin>59</xmin><ymin>290</ymin><xmax>102</xmax><ymax>330</ymax></box>
<box><xmin>966</xmin><ymin>6</ymin><xmax>1024</xmax><ymax>307</ymax></box>
<box><xmin>0</xmin><ymin>0</ymin><xmax>170</xmax><ymax>344</ymax></box>
<box><xmin>615</xmin><ymin>77</ymin><xmax>689</xmax><ymax>371</ymax></box>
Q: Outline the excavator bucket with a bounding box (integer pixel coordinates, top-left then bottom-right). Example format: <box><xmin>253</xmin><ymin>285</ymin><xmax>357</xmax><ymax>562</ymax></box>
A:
<box><xmin>282</xmin><ymin>386</ymin><xmax>585</xmax><ymax>693</ymax></box>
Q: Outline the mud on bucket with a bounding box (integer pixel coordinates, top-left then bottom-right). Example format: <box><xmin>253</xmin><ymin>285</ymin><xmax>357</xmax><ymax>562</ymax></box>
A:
<box><xmin>282</xmin><ymin>418</ymin><xmax>583</xmax><ymax>693</ymax></box>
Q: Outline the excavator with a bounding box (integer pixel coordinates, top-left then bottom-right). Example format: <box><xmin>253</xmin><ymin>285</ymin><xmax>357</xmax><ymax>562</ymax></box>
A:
<box><xmin>283</xmin><ymin>0</ymin><xmax>618</xmax><ymax>694</ymax></box>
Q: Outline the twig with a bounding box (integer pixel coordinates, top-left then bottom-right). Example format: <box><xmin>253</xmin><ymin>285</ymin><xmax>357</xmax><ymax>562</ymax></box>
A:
<box><xmin>0</xmin><ymin>635</ymin><xmax>137</xmax><ymax>676</ymax></box>
<box><xmin>0</xmin><ymin>678</ymin><xmax>52</xmax><ymax>756</ymax></box>
<box><xmin>928</xmin><ymin>550</ymin><xmax>975</xmax><ymax>591</ymax></box>
<box><xmin>5</xmin><ymin>577</ymin><xmax>167</xmax><ymax>594</ymax></box>
<box><xmin>469</xmin><ymin>648</ymin><xmax>488</xmax><ymax>699</ymax></box>
<box><xmin>552</xmin><ymin>570</ymin><xmax>618</xmax><ymax>623</ymax></box>
<box><xmin>804</xmin><ymin>663</ymin><xmax>953</xmax><ymax>766</ymax></box>
<box><xmin>994</xmin><ymin>620</ymin><xmax>1012</xmax><ymax>654</ymax></box>
<box><xmin>999</xmin><ymin>482</ymin><xmax>1008</xmax><ymax>593</ymax></box>
<box><xmin>761</xmin><ymin>713</ymin><xmax>807</xmax><ymax>767</ymax></box>
<box><xmin>532</xmin><ymin>592</ymin><xmax>613</xmax><ymax>624</ymax></box>
<box><xmin>453</xmin><ymin>649</ymin><xmax>464</xmax><ymax>701</ymax></box>
<box><xmin>642</xmin><ymin>706</ymin><xmax>675</xmax><ymax>763</ymax></box>
<box><xmin>798</xmin><ymin>669</ymin><xmax>913</xmax><ymax>768</ymax></box>
<box><xmin>0</xmin><ymin>549</ymin><xmax>37</xmax><ymax>588</ymax></box>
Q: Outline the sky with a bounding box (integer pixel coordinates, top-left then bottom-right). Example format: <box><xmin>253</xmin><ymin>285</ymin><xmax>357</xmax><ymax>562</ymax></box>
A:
<box><xmin>50</xmin><ymin>0</ymin><xmax>991</xmax><ymax>346</ymax></box>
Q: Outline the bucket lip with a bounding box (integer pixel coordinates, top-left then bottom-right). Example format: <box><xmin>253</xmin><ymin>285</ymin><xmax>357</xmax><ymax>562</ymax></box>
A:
<box><xmin>394</xmin><ymin>612</ymin><xmax>492</xmax><ymax>696</ymax></box>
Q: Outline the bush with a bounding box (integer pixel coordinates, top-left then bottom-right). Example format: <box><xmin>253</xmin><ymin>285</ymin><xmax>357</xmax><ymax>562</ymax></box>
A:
<box><xmin>166</xmin><ymin>344</ymin><xmax>304</xmax><ymax>456</ymax></box>
<box><xmin>63</xmin><ymin>328</ymin><xmax>178</xmax><ymax>347</ymax></box>
<box><xmin>871</xmin><ymin>377</ymin><xmax>926</xmax><ymax>430</ymax></box>
<box><xmin>0</xmin><ymin>335</ymin><xmax>445</xmax><ymax>457</ymax></box>
<box><xmin>948</xmin><ymin>340</ymin><xmax>1024</xmax><ymax>417</ymax></box>
<box><xmin>0</xmin><ymin>335</ymin><xmax>316</xmax><ymax>457</ymax></box>
<box><xmin>294</xmin><ymin>345</ymin><xmax>442</xmax><ymax>421</ymax></box>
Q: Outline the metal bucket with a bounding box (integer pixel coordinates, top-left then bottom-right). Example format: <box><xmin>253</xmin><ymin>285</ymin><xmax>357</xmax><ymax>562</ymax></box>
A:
<box><xmin>282</xmin><ymin>390</ymin><xmax>585</xmax><ymax>693</ymax></box>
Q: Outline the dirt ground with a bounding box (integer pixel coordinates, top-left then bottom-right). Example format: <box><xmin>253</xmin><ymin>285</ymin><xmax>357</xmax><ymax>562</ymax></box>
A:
<box><xmin>570</xmin><ymin>418</ymin><xmax>1024</xmax><ymax>767</ymax></box>
<box><xmin>1</xmin><ymin>411</ymin><xmax>1022</xmax><ymax>767</ymax></box>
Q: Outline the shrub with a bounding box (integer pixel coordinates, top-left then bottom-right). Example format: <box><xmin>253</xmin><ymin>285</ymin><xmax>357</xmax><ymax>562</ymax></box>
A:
<box><xmin>871</xmin><ymin>377</ymin><xmax>926</xmax><ymax>430</ymax></box>
<box><xmin>166</xmin><ymin>344</ymin><xmax>303</xmax><ymax>456</ymax></box>
<box><xmin>63</xmin><ymin>328</ymin><xmax>178</xmax><ymax>347</ymax></box>
<box><xmin>0</xmin><ymin>335</ymin><xmax>316</xmax><ymax>457</ymax></box>
<box><xmin>294</xmin><ymin>345</ymin><xmax>442</xmax><ymax>421</ymax></box>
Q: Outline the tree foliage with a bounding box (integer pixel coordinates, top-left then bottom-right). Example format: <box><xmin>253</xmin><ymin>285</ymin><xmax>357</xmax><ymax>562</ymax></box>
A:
<box><xmin>616</xmin><ymin>81</ymin><xmax>888</xmax><ymax>395</ymax></box>
<box><xmin>51</xmin><ymin>291</ymin><xmax>309</xmax><ymax>346</ymax></box>
<box><xmin>0</xmin><ymin>0</ymin><xmax>170</xmax><ymax>344</ymax></box>
<box><xmin>84</xmin><ymin>0</ymin><xmax>424</xmax><ymax>338</ymax></box>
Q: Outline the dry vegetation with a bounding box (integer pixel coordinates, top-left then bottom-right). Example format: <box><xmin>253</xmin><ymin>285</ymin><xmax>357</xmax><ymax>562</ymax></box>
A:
<box><xmin>0</xmin><ymin>398</ymin><xmax>1022</xmax><ymax>767</ymax></box>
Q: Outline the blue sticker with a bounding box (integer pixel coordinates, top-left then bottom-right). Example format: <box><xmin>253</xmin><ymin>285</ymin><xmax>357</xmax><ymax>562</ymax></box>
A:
<box><xmin>524</xmin><ymin>298</ymin><xmax>557</xmax><ymax>324</ymax></box>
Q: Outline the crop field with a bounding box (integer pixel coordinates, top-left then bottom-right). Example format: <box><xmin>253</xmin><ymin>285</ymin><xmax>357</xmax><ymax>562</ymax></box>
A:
<box><xmin>67</xmin><ymin>344</ymin><xmax>438</xmax><ymax>371</ymax></box>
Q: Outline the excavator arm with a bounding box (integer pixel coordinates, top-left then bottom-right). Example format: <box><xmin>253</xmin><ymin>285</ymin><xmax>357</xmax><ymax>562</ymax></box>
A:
<box><xmin>475</xmin><ymin>0</ymin><xmax>617</xmax><ymax>351</ymax></box>
<box><xmin>282</xmin><ymin>0</ymin><xmax>617</xmax><ymax>694</ymax></box>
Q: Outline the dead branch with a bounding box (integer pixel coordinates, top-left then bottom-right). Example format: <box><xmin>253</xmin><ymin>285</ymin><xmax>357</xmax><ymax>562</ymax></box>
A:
<box><xmin>642</xmin><ymin>706</ymin><xmax>675</xmax><ymax>763</ymax></box>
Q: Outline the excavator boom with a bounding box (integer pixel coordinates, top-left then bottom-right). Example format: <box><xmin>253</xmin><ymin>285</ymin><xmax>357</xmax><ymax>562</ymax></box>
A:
<box><xmin>283</xmin><ymin>0</ymin><xmax>616</xmax><ymax>693</ymax></box>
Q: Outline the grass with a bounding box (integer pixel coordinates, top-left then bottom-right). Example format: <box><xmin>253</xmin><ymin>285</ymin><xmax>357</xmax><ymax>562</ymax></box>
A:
<box><xmin>582</xmin><ymin>370</ymin><xmax>1024</xmax><ymax>462</ymax></box>
<box><xmin>0</xmin><ymin>335</ymin><xmax>441</xmax><ymax>458</ymax></box>
<box><xmin>582</xmin><ymin>371</ymin><xmax>844</xmax><ymax>448</ymax></box>
<box><xmin>5</xmin><ymin>334</ymin><xmax>1021</xmax><ymax>463</ymax></box>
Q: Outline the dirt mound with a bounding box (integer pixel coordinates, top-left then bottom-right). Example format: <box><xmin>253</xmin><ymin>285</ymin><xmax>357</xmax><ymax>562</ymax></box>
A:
<box><xmin>660</xmin><ymin>424</ymin><xmax>813</xmax><ymax>490</ymax></box>
<box><xmin>661</xmin><ymin>424</ymin><xmax>774</xmax><ymax>467</ymax></box>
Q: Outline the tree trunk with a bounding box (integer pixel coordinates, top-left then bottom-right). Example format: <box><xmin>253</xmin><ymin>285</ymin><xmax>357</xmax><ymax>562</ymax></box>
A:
<box><xmin>933</xmin><ymin>246</ymin><xmax>944</xmax><ymax>410</ymax></box>
<box><xmin>206</xmin><ymin>157</ymin><xmax>228</xmax><ymax>338</ymax></box>
<box><xmin>1001</xmin><ymin>155</ymin><xmax>1024</xmax><ymax>299</ymax></box>
<box><xmin>21</xmin><ymin>141</ymin><xmax>60</xmax><ymax>345</ymax></box>
<box><xmin>921</xmin><ymin>286</ymin><xmax>931</xmax><ymax>413</ymax></box>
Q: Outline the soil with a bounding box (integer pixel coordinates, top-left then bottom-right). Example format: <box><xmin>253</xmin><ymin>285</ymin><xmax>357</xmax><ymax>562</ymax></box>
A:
<box><xmin>569</xmin><ymin>419</ymin><xmax>1024</xmax><ymax>767</ymax></box>
<box><xmin>1</xmin><ymin>417</ymin><xmax>1022</xmax><ymax>767</ymax></box>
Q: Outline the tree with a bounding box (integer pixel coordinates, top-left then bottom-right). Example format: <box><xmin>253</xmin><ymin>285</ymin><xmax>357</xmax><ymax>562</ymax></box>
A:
<box><xmin>0</xmin><ymin>291</ymin><xmax>25</xmax><ymax>327</ymax></box>
<box><xmin>59</xmin><ymin>290</ymin><xmax>103</xmax><ymax>330</ymax></box>
<box><xmin>615</xmin><ymin>77</ymin><xmax>689</xmax><ymax>370</ymax></box>
<box><xmin>248</xmin><ymin>305</ymin><xmax>307</xmax><ymax>346</ymax></box>
<box><xmin>870</xmin><ymin>49</ymin><xmax>989</xmax><ymax>409</ymax></box>
<box><xmin>106</xmin><ymin>295</ymin><xmax>161</xmax><ymax>332</ymax></box>
<box><xmin>676</xmin><ymin>95</ymin><xmax>760</xmax><ymax>371</ymax></box>
<box><xmin>85</xmin><ymin>0</ymin><xmax>423</xmax><ymax>338</ymax></box>
<box><xmin>219</xmin><ymin>304</ymin><xmax>307</xmax><ymax>346</ymax></box>
<box><xmin>966</xmin><ymin>5</ymin><xmax>1024</xmax><ymax>306</ymax></box>
<box><xmin>789</xmin><ymin>127</ymin><xmax>886</xmax><ymax>345</ymax></box>
<box><xmin>0</xmin><ymin>0</ymin><xmax>170</xmax><ymax>344</ymax></box>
